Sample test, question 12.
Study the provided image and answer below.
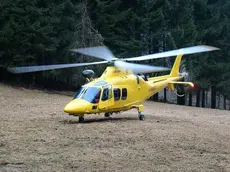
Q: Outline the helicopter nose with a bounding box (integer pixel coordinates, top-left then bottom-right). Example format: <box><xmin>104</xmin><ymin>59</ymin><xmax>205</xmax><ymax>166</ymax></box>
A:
<box><xmin>64</xmin><ymin>99</ymin><xmax>88</xmax><ymax>114</ymax></box>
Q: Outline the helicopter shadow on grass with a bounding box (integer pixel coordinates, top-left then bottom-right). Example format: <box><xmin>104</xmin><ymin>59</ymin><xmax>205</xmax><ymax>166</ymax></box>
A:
<box><xmin>60</xmin><ymin>116</ymin><xmax>139</xmax><ymax>124</ymax></box>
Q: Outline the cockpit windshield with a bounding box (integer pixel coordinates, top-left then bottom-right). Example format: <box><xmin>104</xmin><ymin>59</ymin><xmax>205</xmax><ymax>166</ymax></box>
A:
<box><xmin>74</xmin><ymin>86</ymin><xmax>101</xmax><ymax>104</ymax></box>
<box><xmin>74</xmin><ymin>87</ymin><xmax>85</xmax><ymax>99</ymax></box>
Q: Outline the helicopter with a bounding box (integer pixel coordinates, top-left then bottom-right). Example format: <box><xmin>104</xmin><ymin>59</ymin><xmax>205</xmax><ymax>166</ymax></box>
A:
<box><xmin>7</xmin><ymin>45</ymin><xmax>219</xmax><ymax>122</ymax></box>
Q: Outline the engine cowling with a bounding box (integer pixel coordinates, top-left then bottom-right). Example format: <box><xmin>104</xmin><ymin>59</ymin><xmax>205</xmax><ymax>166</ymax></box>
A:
<box><xmin>82</xmin><ymin>70</ymin><xmax>94</xmax><ymax>82</ymax></box>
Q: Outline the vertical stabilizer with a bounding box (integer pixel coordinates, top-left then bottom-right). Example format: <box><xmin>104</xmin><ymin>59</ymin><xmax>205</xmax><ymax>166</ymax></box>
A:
<box><xmin>170</xmin><ymin>54</ymin><xmax>183</xmax><ymax>77</ymax></box>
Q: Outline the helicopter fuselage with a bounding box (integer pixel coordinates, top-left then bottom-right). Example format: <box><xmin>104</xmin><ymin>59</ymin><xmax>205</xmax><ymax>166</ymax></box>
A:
<box><xmin>6</xmin><ymin>44</ymin><xmax>218</xmax><ymax>122</ymax></box>
<box><xmin>63</xmin><ymin>66</ymin><xmax>182</xmax><ymax>116</ymax></box>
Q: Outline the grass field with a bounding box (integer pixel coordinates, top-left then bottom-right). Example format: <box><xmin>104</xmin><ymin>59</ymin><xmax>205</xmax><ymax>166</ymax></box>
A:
<box><xmin>0</xmin><ymin>83</ymin><xmax>230</xmax><ymax>172</ymax></box>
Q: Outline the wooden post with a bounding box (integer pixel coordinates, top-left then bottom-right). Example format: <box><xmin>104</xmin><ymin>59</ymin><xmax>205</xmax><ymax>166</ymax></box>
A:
<box><xmin>201</xmin><ymin>89</ymin><xmax>205</xmax><ymax>108</ymax></box>
<box><xmin>223</xmin><ymin>96</ymin><xmax>226</xmax><ymax>110</ymax></box>
<box><xmin>164</xmin><ymin>88</ymin><xmax>167</xmax><ymax>102</ymax></box>
<box><xmin>211</xmin><ymin>86</ymin><xmax>216</xmax><ymax>109</ymax></box>
<box><xmin>196</xmin><ymin>90</ymin><xmax>200</xmax><ymax>107</ymax></box>
<box><xmin>152</xmin><ymin>93</ymin><xmax>159</xmax><ymax>101</ymax></box>
<box><xmin>189</xmin><ymin>92</ymin><xmax>192</xmax><ymax>106</ymax></box>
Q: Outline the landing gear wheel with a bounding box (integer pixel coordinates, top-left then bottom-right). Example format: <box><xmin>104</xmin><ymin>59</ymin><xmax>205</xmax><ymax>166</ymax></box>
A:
<box><xmin>104</xmin><ymin>112</ymin><xmax>110</xmax><ymax>117</ymax></box>
<box><xmin>138</xmin><ymin>112</ymin><xmax>145</xmax><ymax>121</ymax></box>
<box><xmin>79</xmin><ymin>116</ymin><xmax>84</xmax><ymax>123</ymax></box>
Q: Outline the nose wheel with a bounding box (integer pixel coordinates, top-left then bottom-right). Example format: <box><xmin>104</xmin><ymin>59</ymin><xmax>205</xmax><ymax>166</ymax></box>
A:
<box><xmin>138</xmin><ymin>112</ymin><xmax>145</xmax><ymax>121</ymax></box>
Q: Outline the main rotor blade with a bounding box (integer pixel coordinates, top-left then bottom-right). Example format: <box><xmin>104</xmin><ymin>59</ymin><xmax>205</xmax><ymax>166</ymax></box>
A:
<box><xmin>124</xmin><ymin>45</ymin><xmax>220</xmax><ymax>61</ymax></box>
<box><xmin>70</xmin><ymin>46</ymin><xmax>116</xmax><ymax>61</ymax></box>
<box><xmin>7</xmin><ymin>61</ymin><xmax>108</xmax><ymax>74</ymax></box>
<box><xmin>114</xmin><ymin>61</ymin><xmax>170</xmax><ymax>74</ymax></box>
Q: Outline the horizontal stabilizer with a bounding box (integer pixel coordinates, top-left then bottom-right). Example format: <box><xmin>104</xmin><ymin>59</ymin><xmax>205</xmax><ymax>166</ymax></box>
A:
<box><xmin>169</xmin><ymin>81</ymin><xmax>194</xmax><ymax>88</ymax></box>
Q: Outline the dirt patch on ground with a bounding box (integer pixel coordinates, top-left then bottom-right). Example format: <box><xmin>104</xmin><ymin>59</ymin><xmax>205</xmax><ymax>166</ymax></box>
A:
<box><xmin>1</xmin><ymin>83</ymin><xmax>230</xmax><ymax>172</ymax></box>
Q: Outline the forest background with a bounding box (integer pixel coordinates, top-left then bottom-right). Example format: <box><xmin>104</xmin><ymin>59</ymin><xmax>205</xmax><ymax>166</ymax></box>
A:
<box><xmin>1</xmin><ymin>0</ymin><xmax>230</xmax><ymax>109</ymax></box>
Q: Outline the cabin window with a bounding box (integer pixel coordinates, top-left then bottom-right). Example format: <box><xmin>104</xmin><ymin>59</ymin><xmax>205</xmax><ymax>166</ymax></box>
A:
<box><xmin>136</xmin><ymin>75</ymin><xmax>140</xmax><ymax>84</ymax></box>
<box><xmin>114</xmin><ymin>88</ymin><xmax>121</xmax><ymax>101</ymax></box>
<box><xmin>102</xmin><ymin>85</ymin><xmax>112</xmax><ymax>101</ymax></box>
<box><xmin>122</xmin><ymin>88</ymin><xmax>127</xmax><ymax>100</ymax></box>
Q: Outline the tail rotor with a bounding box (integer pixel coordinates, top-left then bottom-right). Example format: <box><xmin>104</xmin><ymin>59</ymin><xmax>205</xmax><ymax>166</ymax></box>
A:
<box><xmin>179</xmin><ymin>61</ymin><xmax>190</xmax><ymax>81</ymax></box>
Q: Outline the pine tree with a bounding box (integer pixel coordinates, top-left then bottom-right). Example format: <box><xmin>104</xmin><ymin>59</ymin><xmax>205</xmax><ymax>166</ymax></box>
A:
<box><xmin>192</xmin><ymin>0</ymin><xmax>230</xmax><ymax>107</ymax></box>
<box><xmin>88</xmin><ymin>0</ymin><xmax>136</xmax><ymax>57</ymax></box>
<box><xmin>0</xmin><ymin>0</ymin><xmax>104</xmax><ymax>88</ymax></box>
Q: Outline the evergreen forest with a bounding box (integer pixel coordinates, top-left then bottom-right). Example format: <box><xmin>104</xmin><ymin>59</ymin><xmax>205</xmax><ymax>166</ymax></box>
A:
<box><xmin>1</xmin><ymin>0</ymin><xmax>230</xmax><ymax>109</ymax></box>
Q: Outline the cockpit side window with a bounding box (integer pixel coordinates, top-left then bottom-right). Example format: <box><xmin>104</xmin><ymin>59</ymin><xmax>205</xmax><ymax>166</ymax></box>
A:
<box><xmin>74</xmin><ymin>87</ymin><xmax>85</xmax><ymax>99</ymax></box>
<box><xmin>102</xmin><ymin>85</ymin><xmax>112</xmax><ymax>101</ymax></box>
<box><xmin>114</xmin><ymin>88</ymin><xmax>121</xmax><ymax>101</ymax></box>
<box><xmin>92</xmin><ymin>90</ymin><xmax>101</xmax><ymax>104</ymax></box>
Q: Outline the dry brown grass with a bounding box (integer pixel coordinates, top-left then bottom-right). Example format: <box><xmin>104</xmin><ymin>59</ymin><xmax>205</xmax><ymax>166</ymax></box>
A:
<box><xmin>1</xmin><ymin>83</ymin><xmax>230</xmax><ymax>172</ymax></box>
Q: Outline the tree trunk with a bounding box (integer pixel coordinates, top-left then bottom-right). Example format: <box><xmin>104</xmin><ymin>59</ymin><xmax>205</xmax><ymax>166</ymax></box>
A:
<box><xmin>189</xmin><ymin>92</ymin><xmax>192</xmax><ymax>106</ymax></box>
<box><xmin>164</xmin><ymin>88</ymin><xmax>167</xmax><ymax>102</ymax></box>
<box><xmin>205</xmin><ymin>90</ymin><xmax>208</xmax><ymax>107</ymax></box>
<box><xmin>223</xmin><ymin>96</ymin><xmax>226</xmax><ymax>110</ymax></box>
<box><xmin>201</xmin><ymin>89</ymin><xmax>205</xmax><ymax>108</ymax></box>
<box><xmin>66</xmin><ymin>77</ymin><xmax>69</xmax><ymax>85</ymax></box>
<box><xmin>196</xmin><ymin>90</ymin><xmax>200</xmax><ymax>107</ymax></box>
<box><xmin>211</xmin><ymin>86</ymin><xmax>216</xmax><ymax>109</ymax></box>
<box><xmin>217</xmin><ymin>93</ymin><xmax>220</xmax><ymax>109</ymax></box>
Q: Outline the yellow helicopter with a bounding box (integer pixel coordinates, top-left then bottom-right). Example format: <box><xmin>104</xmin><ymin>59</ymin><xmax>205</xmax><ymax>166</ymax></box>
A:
<box><xmin>8</xmin><ymin>45</ymin><xmax>219</xmax><ymax>122</ymax></box>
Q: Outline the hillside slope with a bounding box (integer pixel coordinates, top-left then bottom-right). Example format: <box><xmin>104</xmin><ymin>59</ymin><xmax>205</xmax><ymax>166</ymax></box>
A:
<box><xmin>0</xmin><ymin>84</ymin><xmax>230</xmax><ymax>172</ymax></box>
